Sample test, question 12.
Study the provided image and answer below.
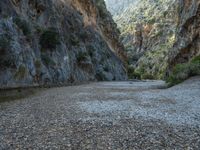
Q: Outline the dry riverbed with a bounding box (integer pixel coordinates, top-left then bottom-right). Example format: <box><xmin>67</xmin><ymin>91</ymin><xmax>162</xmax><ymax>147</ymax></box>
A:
<box><xmin>0</xmin><ymin>77</ymin><xmax>200</xmax><ymax>149</ymax></box>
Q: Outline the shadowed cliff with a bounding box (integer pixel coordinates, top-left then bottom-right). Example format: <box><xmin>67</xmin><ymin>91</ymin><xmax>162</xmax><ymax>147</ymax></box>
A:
<box><xmin>0</xmin><ymin>0</ymin><xmax>127</xmax><ymax>88</ymax></box>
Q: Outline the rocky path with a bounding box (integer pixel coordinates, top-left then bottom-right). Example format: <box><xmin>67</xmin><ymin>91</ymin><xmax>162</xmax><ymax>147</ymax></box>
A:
<box><xmin>0</xmin><ymin>77</ymin><xmax>200</xmax><ymax>149</ymax></box>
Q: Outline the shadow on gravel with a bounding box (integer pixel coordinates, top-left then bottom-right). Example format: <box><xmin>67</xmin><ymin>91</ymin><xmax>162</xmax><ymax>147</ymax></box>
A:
<box><xmin>129</xmin><ymin>79</ymin><xmax>168</xmax><ymax>89</ymax></box>
<box><xmin>0</xmin><ymin>88</ymin><xmax>39</xmax><ymax>103</ymax></box>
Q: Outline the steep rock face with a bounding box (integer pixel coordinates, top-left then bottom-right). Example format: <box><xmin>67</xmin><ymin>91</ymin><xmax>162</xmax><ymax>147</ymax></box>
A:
<box><xmin>0</xmin><ymin>0</ymin><xmax>127</xmax><ymax>88</ymax></box>
<box><xmin>106</xmin><ymin>0</ymin><xmax>179</xmax><ymax>79</ymax></box>
<box><xmin>168</xmin><ymin>0</ymin><xmax>200</xmax><ymax>69</ymax></box>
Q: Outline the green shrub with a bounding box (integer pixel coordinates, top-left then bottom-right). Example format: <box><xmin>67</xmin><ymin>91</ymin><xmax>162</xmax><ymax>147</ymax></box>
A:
<box><xmin>14</xmin><ymin>17</ymin><xmax>31</xmax><ymax>36</ymax></box>
<box><xmin>0</xmin><ymin>35</ymin><xmax>14</xmax><ymax>68</ymax></box>
<box><xmin>40</xmin><ymin>28</ymin><xmax>60</xmax><ymax>49</ymax></box>
<box><xmin>35</xmin><ymin>26</ymin><xmax>44</xmax><ymax>34</ymax></box>
<box><xmin>166</xmin><ymin>63</ymin><xmax>190</xmax><ymax>86</ymax></box>
<box><xmin>166</xmin><ymin>75</ymin><xmax>182</xmax><ymax>86</ymax></box>
<box><xmin>86</xmin><ymin>45</ymin><xmax>96</xmax><ymax>57</ymax></box>
<box><xmin>167</xmin><ymin>56</ymin><xmax>200</xmax><ymax>86</ymax></box>
<box><xmin>0</xmin><ymin>35</ymin><xmax>10</xmax><ymax>54</ymax></box>
<box><xmin>70</xmin><ymin>35</ymin><xmax>80</xmax><ymax>46</ymax></box>
<box><xmin>190</xmin><ymin>56</ymin><xmax>200</xmax><ymax>75</ymax></box>
<box><xmin>95</xmin><ymin>71</ymin><xmax>107</xmax><ymax>81</ymax></box>
<box><xmin>41</xmin><ymin>54</ymin><xmax>56</xmax><ymax>66</ymax></box>
<box><xmin>88</xmin><ymin>49</ymin><xmax>94</xmax><ymax>57</ymax></box>
<box><xmin>191</xmin><ymin>56</ymin><xmax>200</xmax><ymax>64</ymax></box>
<box><xmin>141</xmin><ymin>73</ymin><xmax>155</xmax><ymax>80</ymax></box>
<box><xmin>133</xmin><ymin>72</ymin><xmax>141</xmax><ymax>79</ymax></box>
<box><xmin>79</xmin><ymin>31</ymin><xmax>89</xmax><ymax>41</ymax></box>
<box><xmin>34</xmin><ymin>59</ymin><xmax>42</xmax><ymax>69</ymax></box>
<box><xmin>174</xmin><ymin>63</ymin><xmax>190</xmax><ymax>74</ymax></box>
<box><xmin>77</xmin><ymin>52</ymin><xmax>88</xmax><ymax>63</ymax></box>
<box><xmin>127</xmin><ymin>65</ymin><xmax>135</xmax><ymax>79</ymax></box>
<box><xmin>127</xmin><ymin>65</ymin><xmax>141</xmax><ymax>79</ymax></box>
<box><xmin>147</xmin><ymin>18</ymin><xmax>156</xmax><ymax>24</ymax></box>
<box><xmin>14</xmin><ymin>65</ymin><xmax>27</xmax><ymax>80</ymax></box>
<box><xmin>103</xmin><ymin>65</ymin><xmax>110</xmax><ymax>72</ymax></box>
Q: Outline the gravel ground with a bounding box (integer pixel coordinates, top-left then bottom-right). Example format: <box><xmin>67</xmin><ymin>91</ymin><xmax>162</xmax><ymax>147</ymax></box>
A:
<box><xmin>0</xmin><ymin>77</ymin><xmax>200</xmax><ymax>149</ymax></box>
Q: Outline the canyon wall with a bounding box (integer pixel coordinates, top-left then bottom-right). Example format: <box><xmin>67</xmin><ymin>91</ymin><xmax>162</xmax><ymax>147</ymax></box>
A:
<box><xmin>0</xmin><ymin>0</ymin><xmax>127</xmax><ymax>88</ymax></box>
<box><xmin>169</xmin><ymin>0</ymin><xmax>200</xmax><ymax>68</ymax></box>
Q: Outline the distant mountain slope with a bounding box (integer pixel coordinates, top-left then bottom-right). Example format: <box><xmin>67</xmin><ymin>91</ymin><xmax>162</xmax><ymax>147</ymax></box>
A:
<box><xmin>106</xmin><ymin>0</ymin><xmax>200</xmax><ymax>81</ymax></box>
<box><xmin>106</xmin><ymin>0</ymin><xmax>180</xmax><ymax>79</ymax></box>
<box><xmin>105</xmin><ymin>0</ymin><xmax>139</xmax><ymax>16</ymax></box>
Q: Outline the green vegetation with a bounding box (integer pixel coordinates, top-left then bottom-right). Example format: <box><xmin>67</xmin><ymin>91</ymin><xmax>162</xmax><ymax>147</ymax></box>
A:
<box><xmin>34</xmin><ymin>59</ymin><xmax>42</xmax><ymax>69</ymax></box>
<box><xmin>70</xmin><ymin>35</ymin><xmax>80</xmax><ymax>46</ymax></box>
<box><xmin>0</xmin><ymin>35</ymin><xmax>14</xmax><ymax>68</ymax></box>
<box><xmin>167</xmin><ymin>56</ymin><xmax>200</xmax><ymax>86</ymax></box>
<box><xmin>40</xmin><ymin>28</ymin><xmax>60</xmax><ymax>49</ymax></box>
<box><xmin>87</xmin><ymin>45</ymin><xmax>96</xmax><ymax>57</ymax></box>
<box><xmin>128</xmin><ymin>65</ymin><xmax>136</xmax><ymax>79</ymax></box>
<box><xmin>77</xmin><ymin>52</ymin><xmax>88</xmax><ymax>63</ymax></box>
<box><xmin>135</xmin><ymin>35</ymin><xmax>175</xmax><ymax>79</ymax></box>
<box><xmin>34</xmin><ymin>59</ymin><xmax>42</xmax><ymax>75</ymax></box>
<box><xmin>79</xmin><ymin>31</ymin><xmax>89</xmax><ymax>41</ymax></box>
<box><xmin>41</xmin><ymin>54</ymin><xmax>56</xmax><ymax>66</ymax></box>
<box><xmin>141</xmin><ymin>73</ymin><xmax>154</xmax><ymax>80</ymax></box>
<box><xmin>35</xmin><ymin>25</ymin><xmax>44</xmax><ymax>34</ymax></box>
<box><xmin>95</xmin><ymin>71</ymin><xmax>107</xmax><ymax>81</ymax></box>
<box><xmin>128</xmin><ymin>63</ymin><xmax>161</xmax><ymax>80</ymax></box>
<box><xmin>14</xmin><ymin>65</ymin><xmax>27</xmax><ymax>80</ymax></box>
<box><xmin>103</xmin><ymin>65</ymin><xmax>110</xmax><ymax>72</ymax></box>
<box><xmin>191</xmin><ymin>56</ymin><xmax>200</xmax><ymax>64</ymax></box>
<box><xmin>14</xmin><ymin>17</ymin><xmax>31</xmax><ymax>36</ymax></box>
<box><xmin>112</xmin><ymin>0</ymin><xmax>178</xmax><ymax>79</ymax></box>
<box><xmin>0</xmin><ymin>35</ymin><xmax>10</xmax><ymax>54</ymax></box>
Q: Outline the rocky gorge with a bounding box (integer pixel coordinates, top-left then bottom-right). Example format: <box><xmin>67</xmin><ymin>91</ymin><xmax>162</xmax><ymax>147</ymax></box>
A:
<box><xmin>1</xmin><ymin>0</ymin><xmax>200</xmax><ymax>88</ymax></box>
<box><xmin>1</xmin><ymin>0</ymin><xmax>200</xmax><ymax>149</ymax></box>
<box><xmin>106</xmin><ymin>0</ymin><xmax>200</xmax><ymax>81</ymax></box>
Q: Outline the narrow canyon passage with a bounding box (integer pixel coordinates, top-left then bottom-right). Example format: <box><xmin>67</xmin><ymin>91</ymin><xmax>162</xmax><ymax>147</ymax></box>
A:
<box><xmin>0</xmin><ymin>77</ymin><xmax>200</xmax><ymax>149</ymax></box>
<box><xmin>0</xmin><ymin>0</ymin><xmax>200</xmax><ymax>149</ymax></box>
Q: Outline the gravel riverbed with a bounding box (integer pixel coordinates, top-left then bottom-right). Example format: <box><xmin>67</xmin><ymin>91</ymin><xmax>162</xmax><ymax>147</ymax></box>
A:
<box><xmin>0</xmin><ymin>77</ymin><xmax>200</xmax><ymax>149</ymax></box>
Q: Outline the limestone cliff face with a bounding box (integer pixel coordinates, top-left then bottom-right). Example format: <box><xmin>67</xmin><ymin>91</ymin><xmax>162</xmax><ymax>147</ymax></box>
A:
<box><xmin>168</xmin><ymin>0</ymin><xmax>200</xmax><ymax>69</ymax></box>
<box><xmin>0</xmin><ymin>0</ymin><xmax>127</xmax><ymax>88</ymax></box>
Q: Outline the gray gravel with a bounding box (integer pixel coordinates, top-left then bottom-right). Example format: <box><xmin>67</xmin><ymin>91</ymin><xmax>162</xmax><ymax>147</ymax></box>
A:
<box><xmin>0</xmin><ymin>77</ymin><xmax>200</xmax><ymax>149</ymax></box>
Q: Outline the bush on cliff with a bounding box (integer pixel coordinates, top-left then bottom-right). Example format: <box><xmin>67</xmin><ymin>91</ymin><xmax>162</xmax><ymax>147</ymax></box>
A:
<box><xmin>167</xmin><ymin>56</ymin><xmax>200</xmax><ymax>86</ymax></box>
<box><xmin>0</xmin><ymin>34</ymin><xmax>15</xmax><ymax>68</ymax></box>
<box><xmin>14</xmin><ymin>17</ymin><xmax>31</xmax><ymax>36</ymax></box>
<box><xmin>77</xmin><ymin>52</ymin><xmax>88</xmax><ymax>63</ymax></box>
<box><xmin>40</xmin><ymin>28</ymin><xmax>60</xmax><ymax>49</ymax></box>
